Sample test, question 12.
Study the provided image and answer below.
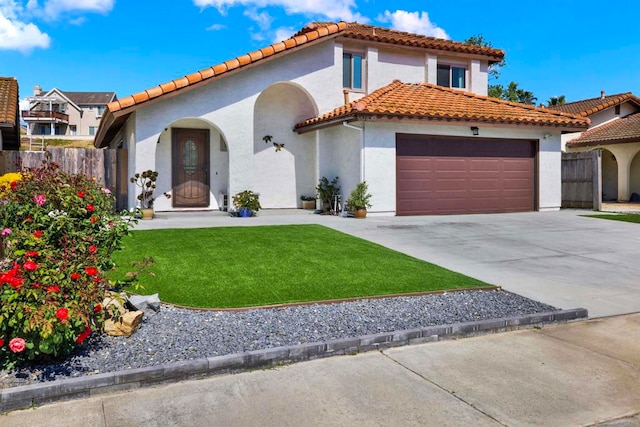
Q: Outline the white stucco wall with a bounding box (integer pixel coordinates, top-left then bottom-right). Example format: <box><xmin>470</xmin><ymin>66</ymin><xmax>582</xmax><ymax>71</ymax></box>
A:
<box><xmin>318</xmin><ymin>125</ymin><xmax>361</xmax><ymax>206</ymax></box>
<box><xmin>369</xmin><ymin>47</ymin><xmax>425</xmax><ymax>90</ymax></box>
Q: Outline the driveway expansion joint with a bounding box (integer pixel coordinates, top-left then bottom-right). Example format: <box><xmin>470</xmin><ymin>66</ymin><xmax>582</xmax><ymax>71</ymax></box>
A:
<box><xmin>0</xmin><ymin>308</ymin><xmax>588</xmax><ymax>413</ymax></box>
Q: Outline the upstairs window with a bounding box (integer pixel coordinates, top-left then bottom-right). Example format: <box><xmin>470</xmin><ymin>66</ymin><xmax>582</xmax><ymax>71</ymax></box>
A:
<box><xmin>437</xmin><ymin>64</ymin><xmax>466</xmax><ymax>89</ymax></box>
<box><xmin>343</xmin><ymin>53</ymin><xmax>364</xmax><ymax>90</ymax></box>
<box><xmin>615</xmin><ymin>105</ymin><xmax>621</xmax><ymax>115</ymax></box>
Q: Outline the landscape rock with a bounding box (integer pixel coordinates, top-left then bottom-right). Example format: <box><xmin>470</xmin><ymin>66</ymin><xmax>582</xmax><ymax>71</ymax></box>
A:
<box><xmin>104</xmin><ymin>310</ymin><xmax>144</xmax><ymax>337</ymax></box>
<box><xmin>128</xmin><ymin>293</ymin><xmax>161</xmax><ymax>314</ymax></box>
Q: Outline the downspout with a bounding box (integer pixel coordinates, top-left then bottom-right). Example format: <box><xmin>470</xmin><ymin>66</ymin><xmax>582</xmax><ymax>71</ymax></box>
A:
<box><xmin>342</xmin><ymin>121</ymin><xmax>365</xmax><ymax>181</ymax></box>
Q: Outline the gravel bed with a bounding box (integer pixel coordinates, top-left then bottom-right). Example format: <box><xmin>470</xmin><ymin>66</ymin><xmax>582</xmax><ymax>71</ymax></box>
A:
<box><xmin>1</xmin><ymin>290</ymin><xmax>557</xmax><ymax>388</ymax></box>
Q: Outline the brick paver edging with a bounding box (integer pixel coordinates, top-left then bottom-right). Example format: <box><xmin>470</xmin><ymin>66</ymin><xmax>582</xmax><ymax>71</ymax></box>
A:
<box><xmin>0</xmin><ymin>308</ymin><xmax>587</xmax><ymax>412</ymax></box>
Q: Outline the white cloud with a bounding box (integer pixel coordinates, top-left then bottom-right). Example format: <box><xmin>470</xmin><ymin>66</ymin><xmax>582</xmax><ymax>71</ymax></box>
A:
<box><xmin>194</xmin><ymin>0</ymin><xmax>367</xmax><ymax>23</ymax></box>
<box><xmin>243</xmin><ymin>7</ymin><xmax>272</xmax><ymax>30</ymax></box>
<box><xmin>206</xmin><ymin>23</ymin><xmax>226</xmax><ymax>31</ymax></box>
<box><xmin>272</xmin><ymin>26</ymin><xmax>293</xmax><ymax>42</ymax></box>
<box><xmin>0</xmin><ymin>1</ymin><xmax>50</xmax><ymax>52</ymax></box>
<box><xmin>42</xmin><ymin>0</ymin><xmax>114</xmax><ymax>18</ymax></box>
<box><xmin>378</xmin><ymin>10</ymin><xmax>449</xmax><ymax>39</ymax></box>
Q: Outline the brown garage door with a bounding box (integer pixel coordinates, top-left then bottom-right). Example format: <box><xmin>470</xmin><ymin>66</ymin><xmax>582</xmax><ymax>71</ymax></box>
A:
<box><xmin>396</xmin><ymin>134</ymin><xmax>536</xmax><ymax>215</ymax></box>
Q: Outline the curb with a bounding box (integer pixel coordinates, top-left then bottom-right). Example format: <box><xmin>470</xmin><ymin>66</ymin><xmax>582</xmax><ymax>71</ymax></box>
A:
<box><xmin>0</xmin><ymin>308</ymin><xmax>587</xmax><ymax>412</ymax></box>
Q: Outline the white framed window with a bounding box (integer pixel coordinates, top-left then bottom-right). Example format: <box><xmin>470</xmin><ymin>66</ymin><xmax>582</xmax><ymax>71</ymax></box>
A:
<box><xmin>96</xmin><ymin>105</ymin><xmax>105</xmax><ymax>117</ymax></box>
<box><xmin>89</xmin><ymin>126</ymin><xmax>97</xmax><ymax>136</ymax></box>
<box><xmin>437</xmin><ymin>64</ymin><xmax>466</xmax><ymax>89</ymax></box>
<box><xmin>343</xmin><ymin>52</ymin><xmax>364</xmax><ymax>90</ymax></box>
<box><xmin>70</xmin><ymin>125</ymin><xmax>77</xmax><ymax>136</ymax></box>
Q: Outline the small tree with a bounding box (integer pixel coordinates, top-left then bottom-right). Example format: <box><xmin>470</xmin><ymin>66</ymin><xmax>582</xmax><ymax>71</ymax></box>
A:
<box><xmin>316</xmin><ymin>176</ymin><xmax>340</xmax><ymax>211</ymax></box>
<box><xmin>347</xmin><ymin>181</ymin><xmax>372</xmax><ymax>211</ymax></box>
<box><xmin>130</xmin><ymin>170</ymin><xmax>170</xmax><ymax>209</ymax></box>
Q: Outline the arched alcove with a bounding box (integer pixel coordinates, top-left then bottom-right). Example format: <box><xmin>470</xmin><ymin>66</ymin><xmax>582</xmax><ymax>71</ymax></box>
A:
<box><xmin>601</xmin><ymin>148</ymin><xmax>618</xmax><ymax>201</ymax></box>
<box><xmin>629</xmin><ymin>149</ymin><xmax>640</xmax><ymax>199</ymax></box>
<box><xmin>253</xmin><ymin>82</ymin><xmax>318</xmax><ymax>208</ymax></box>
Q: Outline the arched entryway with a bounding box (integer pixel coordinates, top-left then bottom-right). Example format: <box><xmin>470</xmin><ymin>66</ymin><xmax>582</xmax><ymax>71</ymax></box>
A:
<box><xmin>629</xmin><ymin>149</ymin><xmax>640</xmax><ymax>200</ymax></box>
<box><xmin>601</xmin><ymin>148</ymin><xmax>618</xmax><ymax>201</ymax></box>
<box><xmin>253</xmin><ymin>82</ymin><xmax>318</xmax><ymax>208</ymax></box>
<box><xmin>155</xmin><ymin>118</ymin><xmax>229</xmax><ymax>211</ymax></box>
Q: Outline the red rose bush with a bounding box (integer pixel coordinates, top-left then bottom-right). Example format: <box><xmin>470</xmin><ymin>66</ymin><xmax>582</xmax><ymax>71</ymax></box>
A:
<box><xmin>0</xmin><ymin>160</ymin><xmax>135</xmax><ymax>367</ymax></box>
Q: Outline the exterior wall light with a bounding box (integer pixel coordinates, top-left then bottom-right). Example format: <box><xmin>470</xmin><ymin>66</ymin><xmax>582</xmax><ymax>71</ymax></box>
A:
<box><xmin>470</xmin><ymin>126</ymin><xmax>479</xmax><ymax>136</ymax></box>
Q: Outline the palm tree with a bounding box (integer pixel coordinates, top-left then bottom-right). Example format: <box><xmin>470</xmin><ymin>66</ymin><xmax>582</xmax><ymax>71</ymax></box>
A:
<box><xmin>547</xmin><ymin>95</ymin><xmax>566</xmax><ymax>106</ymax></box>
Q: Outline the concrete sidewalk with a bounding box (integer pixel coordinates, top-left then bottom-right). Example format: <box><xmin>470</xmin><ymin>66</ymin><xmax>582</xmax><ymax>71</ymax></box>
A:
<box><xmin>3</xmin><ymin>313</ymin><xmax>639</xmax><ymax>426</ymax></box>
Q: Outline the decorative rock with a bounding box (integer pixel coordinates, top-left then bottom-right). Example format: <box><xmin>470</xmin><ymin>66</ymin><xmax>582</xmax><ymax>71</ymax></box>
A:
<box><xmin>104</xmin><ymin>310</ymin><xmax>144</xmax><ymax>337</ymax></box>
<box><xmin>128</xmin><ymin>294</ymin><xmax>161</xmax><ymax>314</ymax></box>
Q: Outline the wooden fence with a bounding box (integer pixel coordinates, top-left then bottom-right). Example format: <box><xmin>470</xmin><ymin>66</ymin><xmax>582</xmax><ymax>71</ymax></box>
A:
<box><xmin>561</xmin><ymin>150</ymin><xmax>601</xmax><ymax>210</ymax></box>
<box><xmin>0</xmin><ymin>148</ymin><xmax>128</xmax><ymax>210</ymax></box>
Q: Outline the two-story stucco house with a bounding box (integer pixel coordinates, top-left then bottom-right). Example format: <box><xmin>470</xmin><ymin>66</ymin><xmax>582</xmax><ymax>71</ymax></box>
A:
<box><xmin>549</xmin><ymin>91</ymin><xmax>640</xmax><ymax>203</ymax></box>
<box><xmin>94</xmin><ymin>21</ymin><xmax>589</xmax><ymax>215</ymax></box>
<box><xmin>23</xmin><ymin>86</ymin><xmax>116</xmax><ymax>138</ymax></box>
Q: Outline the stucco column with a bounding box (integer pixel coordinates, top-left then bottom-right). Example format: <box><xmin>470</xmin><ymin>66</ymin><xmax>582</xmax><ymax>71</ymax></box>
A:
<box><xmin>615</xmin><ymin>153</ymin><xmax>631</xmax><ymax>202</ymax></box>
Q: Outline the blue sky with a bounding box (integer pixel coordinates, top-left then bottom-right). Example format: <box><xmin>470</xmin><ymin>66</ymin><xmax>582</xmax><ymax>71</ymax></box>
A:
<box><xmin>1</xmin><ymin>0</ymin><xmax>639</xmax><ymax>109</ymax></box>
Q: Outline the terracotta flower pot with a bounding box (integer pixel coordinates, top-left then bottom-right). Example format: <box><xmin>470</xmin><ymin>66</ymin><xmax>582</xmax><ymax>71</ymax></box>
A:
<box><xmin>354</xmin><ymin>208</ymin><xmax>367</xmax><ymax>219</ymax></box>
<box><xmin>141</xmin><ymin>208</ymin><xmax>154</xmax><ymax>220</ymax></box>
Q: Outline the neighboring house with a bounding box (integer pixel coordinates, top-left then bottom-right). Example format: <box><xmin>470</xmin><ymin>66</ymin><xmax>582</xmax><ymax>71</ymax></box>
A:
<box><xmin>23</xmin><ymin>86</ymin><xmax>116</xmax><ymax>138</ymax></box>
<box><xmin>550</xmin><ymin>92</ymin><xmax>640</xmax><ymax>202</ymax></box>
<box><xmin>0</xmin><ymin>77</ymin><xmax>20</xmax><ymax>151</ymax></box>
<box><xmin>95</xmin><ymin>21</ymin><xmax>588</xmax><ymax>215</ymax></box>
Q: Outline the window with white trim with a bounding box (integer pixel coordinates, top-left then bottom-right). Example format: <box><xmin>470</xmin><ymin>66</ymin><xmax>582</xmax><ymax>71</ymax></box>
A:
<box><xmin>437</xmin><ymin>64</ymin><xmax>466</xmax><ymax>89</ymax></box>
<box><xmin>89</xmin><ymin>126</ymin><xmax>97</xmax><ymax>136</ymax></box>
<box><xmin>343</xmin><ymin>52</ymin><xmax>364</xmax><ymax>90</ymax></box>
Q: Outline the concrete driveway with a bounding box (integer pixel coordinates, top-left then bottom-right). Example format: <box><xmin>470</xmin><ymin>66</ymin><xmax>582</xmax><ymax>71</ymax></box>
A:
<box><xmin>328</xmin><ymin>210</ymin><xmax>640</xmax><ymax>318</ymax></box>
<box><xmin>138</xmin><ymin>209</ymin><xmax>640</xmax><ymax>317</ymax></box>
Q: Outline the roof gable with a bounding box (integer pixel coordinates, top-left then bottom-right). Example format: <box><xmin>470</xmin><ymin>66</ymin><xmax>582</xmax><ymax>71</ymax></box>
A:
<box><xmin>295</xmin><ymin>81</ymin><xmax>590</xmax><ymax>132</ymax></box>
<box><xmin>38</xmin><ymin>88</ymin><xmax>81</xmax><ymax>112</ymax></box>
<box><xmin>567</xmin><ymin>113</ymin><xmax>640</xmax><ymax>147</ymax></box>
<box><xmin>548</xmin><ymin>92</ymin><xmax>640</xmax><ymax>117</ymax></box>
<box><xmin>61</xmin><ymin>91</ymin><xmax>116</xmax><ymax>105</ymax></box>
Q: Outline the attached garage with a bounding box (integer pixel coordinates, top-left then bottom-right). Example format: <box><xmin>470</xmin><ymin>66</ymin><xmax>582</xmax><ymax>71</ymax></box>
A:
<box><xmin>396</xmin><ymin>134</ymin><xmax>537</xmax><ymax>215</ymax></box>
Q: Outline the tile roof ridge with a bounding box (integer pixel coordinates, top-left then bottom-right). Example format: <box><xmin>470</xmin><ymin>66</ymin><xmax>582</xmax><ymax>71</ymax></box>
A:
<box><xmin>107</xmin><ymin>21</ymin><xmax>349</xmax><ymax>114</ymax></box>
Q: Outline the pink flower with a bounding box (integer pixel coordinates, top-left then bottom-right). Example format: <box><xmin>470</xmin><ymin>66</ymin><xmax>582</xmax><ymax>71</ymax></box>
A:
<box><xmin>1</xmin><ymin>228</ymin><xmax>11</xmax><ymax>236</ymax></box>
<box><xmin>102</xmin><ymin>188</ymin><xmax>111</xmax><ymax>194</ymax></box>
<box><xmin>9</xmin><ymin>337</ymin><xmax>26</xmax><ymax>353</ymax></box>
<box><xmin>33</xmin><ymin>194</ymin><xmax>46</xmax><ymax>206</ymax></box>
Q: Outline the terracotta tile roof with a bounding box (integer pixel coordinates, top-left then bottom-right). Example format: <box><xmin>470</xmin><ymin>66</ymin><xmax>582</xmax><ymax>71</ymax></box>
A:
<box><xmin>61</xmin><ymin>91</ymin><xmax>116</xmax><ymax>105</ymax></box>
<box><xmin>95</xmin><ymin>21</ymin><xmax>507</xmax><ymax>148</ymax></box>
<box><xmin>295</xmin><ymin>81</ymin><xmax>589</xmax><ymax>132</ymax></box>
<box><xmin>0</xmin><ymin>77</ymin><xmax>18</xmax><ymax>126</ymax></box>
<box><xmin>547</xmin><ymin>92</ymin><xmax>640</xmax><ymax>117</ymax></box>
<box><xmin>297</xmin><ymin>22</ymin><xmax>504</xmax><ymax>62</ymax></box>
<box><xmin>567</xmin><ymin>113</ymin><xmax>640</xmax><ymax>147</ymax></box>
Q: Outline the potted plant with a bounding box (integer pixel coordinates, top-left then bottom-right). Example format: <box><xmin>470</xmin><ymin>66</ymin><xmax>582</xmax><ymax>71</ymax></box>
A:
<box><xmin>300</xmin><ymin>195</ymin><xmax>316</xmax><ymax>210</ymax></box>
<box><xmin>130</xmin><ymin>170</ymin><xmax>170</xmax><ymax>220</ymax></box>
<box><xmin>347</xmin><ymin>181</ymin><xmax>372</xmax><ymax>218</ymax></box>
<box><xmin>232</xmin><ymin>190</ymin><xmax>261</xmax><ymax>217</ymax></box>
<box><xmin>316</xmin><ymin>176</ymin><xmax>340</xmax><ymax>213</ymax></box>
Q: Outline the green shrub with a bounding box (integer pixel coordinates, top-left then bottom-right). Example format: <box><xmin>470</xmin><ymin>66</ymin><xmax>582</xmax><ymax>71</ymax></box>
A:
<box><xmin>0</xmin><ymin>159</ymin><xmax>135</xmax><ymax>367</ymax></box>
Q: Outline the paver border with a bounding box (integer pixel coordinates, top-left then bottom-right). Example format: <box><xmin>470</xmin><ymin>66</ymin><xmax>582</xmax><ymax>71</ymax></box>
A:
<box><xmin>0</xmin><ymin>308</ymin><xmax>587</xmax><ymax>413</ymax></box>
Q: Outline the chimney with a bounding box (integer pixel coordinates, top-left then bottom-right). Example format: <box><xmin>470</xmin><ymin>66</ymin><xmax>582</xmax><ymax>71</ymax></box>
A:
<box><xmin>33</xmin><ymin>85</ymin><xmax>42</xmax><ymax>96</ymax></box>
<box><xmin>600</xmin><ymin>90</ymin><xmax>605</xmax><ymax>99</ymax></box>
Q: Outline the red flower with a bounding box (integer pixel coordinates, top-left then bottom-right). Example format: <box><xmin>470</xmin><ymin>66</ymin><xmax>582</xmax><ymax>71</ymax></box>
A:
<box><xmin>88</xmin><ymin>245</ymin><xmax>98</xmax><ymax>254</ymax></box>
<box><xmin>56</xmin><ymin>308</ymin><xmax>69</xmax><ymax>321</ymax></box>
<box><xmin>31</xmin><ymin>282</ymin><xmax>41</xmax><ymax>289</ymax></box>
<box><xmin>46</xmin><ymin>285</ymin><xmax>60</xmax><ymax>294</ymax></box>
<box><xmin>85</xmin><ymin>267</ymin><xmax>98</xmax><ymax>276</ymax></box>
<box><xmin>24</xmin><ymin>215</ymin><xmax>33</xmax><ymax>223</ymax></box>
<box><xmin>8</xmin><ymin>277</ymin><xmax>23</xmax><ymax>290</ymax></box>
<box><xmin>86</xmin><ymin>204</ymin><xmax>95</xmax><ymax>212</ymax></box>
<box><xmin>76</xmin><ymin>325</ymin><xmax>91</xmax><ymax>344</ymax></box>
<box><xmin>70</xmin><ymin>272</ymin><xmax>81</xmax><ymax>280</ymax></box>
<box><xmin>10</xmin><ymin>181</ymin><xmax>17</xmax><ymax>189</ymax></box>
<box><xmin>77</xmin><ymin>191</ymin><xmax>85</xmax><ymax>198</ymax></box>
<box><xmin>0</xmin><ymin>338</ymin><xmax>3</xmax><ymax>347</ymax></box>
<box><xmin>108</xmin><ymin>221</ymin><xmax>115</xmax><ymax>227</ymax></box>
<box><xmin>93</xmin><ymin>304</ymin><xmax>102</xmax><ymax>313</ymax></box>
<box><xmin>9</xmin><ymin>337</ymin><xmax>26</xmax><ymax>353</ymax></box>
<box><xmin>90</xmin><ymin>216</ymin><xmax>98</xmax><ymax>224</ymax></box>
<box><xmin>23</xmin><ymin>261</ymin><xmax>38</xmax><ymax>271</ymax></box>
<box><xmin>33</xmin><ymin>230</ymin><xmax>43</xmax><ymax>238</ymax></box>
<box><xmin>24</xmin><ymin>251</ymin><xmax>39</xmax><ymax>258</ymax></box>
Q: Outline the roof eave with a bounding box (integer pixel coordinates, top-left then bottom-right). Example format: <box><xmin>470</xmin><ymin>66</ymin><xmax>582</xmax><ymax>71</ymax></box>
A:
<box><xmin>568</xmin><ymin>136</ymin><xmax>640</xmax><ymax>148</ymax></box>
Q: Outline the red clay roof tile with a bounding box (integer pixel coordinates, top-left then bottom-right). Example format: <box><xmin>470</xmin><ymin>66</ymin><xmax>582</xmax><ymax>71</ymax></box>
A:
<box><xmin>212</xmin><ymin>64</ymin><xmax>227</xmax><ymax>75</ymax></box>
<box><xmin>186</xmin><ymin>72</ymin><xmax>203</xmax><ymax>84</ymax></box>
<box><xmin>145</xmin><ymin>86</ymin><xmax>163</xmax><ymax>99</ymax></box>
<box><xmin>548</xmin><ymin>93</ymin><xmax>640</xmax><ymax>117</ymax></box>
<box><xmin>237</xmin><ymin>54</ymin><xmax>251</xmax><ymax>66</ymax></box>
<box><xmin>199</xmin><ymin>68</ymin><xmax>215</xmax><ymax>80</ymax></box>
<box><xmin>173</xmin><ymin>77</ymin><xmax>189</xmax><ymax>89</ymax></box>
<box><xmin>567</xmin><ymin>113</ymin><xmax>640</xmax><ymax>147</ymax></box>
<box><xmin>0</xmin><ymin>77</ymin><xmax>18</xmax><ymax>126</ymax></box>
<box><xmin>295</xmin><ymin>81</ymin><xmax>589</xmax><ymax>131</ymax></box>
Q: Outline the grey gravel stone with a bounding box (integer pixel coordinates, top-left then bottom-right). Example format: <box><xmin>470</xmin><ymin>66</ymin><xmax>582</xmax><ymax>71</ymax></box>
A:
<box><xmin>128</xmin><ymin>294</ymin><xmax>161</xmax><ymax>314</ymax></box>
<box><xmin>1</xmin><ymin>290</ymin><xmax>557</xmax><ymax>388</ymax></box>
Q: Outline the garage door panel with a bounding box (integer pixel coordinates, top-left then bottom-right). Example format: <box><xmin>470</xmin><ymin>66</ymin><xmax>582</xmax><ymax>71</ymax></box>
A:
<box><xmin>396</xmin><ymin>135</ymin><xmax>535</xmax><ymax>215</ymax></box>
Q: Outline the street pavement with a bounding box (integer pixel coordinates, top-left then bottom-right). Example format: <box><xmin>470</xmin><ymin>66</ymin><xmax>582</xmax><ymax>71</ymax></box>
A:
<box><xmin>2</xmin><ymin>313</ymin><xmax>639</xmax><ymax>426</ymax></box>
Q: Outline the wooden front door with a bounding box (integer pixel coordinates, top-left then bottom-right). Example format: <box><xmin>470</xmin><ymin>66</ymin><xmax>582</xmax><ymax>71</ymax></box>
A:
<box><xmin>172</xmin><ymin>128</ymin><xmax>210</xmax><ymax>208</ymax></box>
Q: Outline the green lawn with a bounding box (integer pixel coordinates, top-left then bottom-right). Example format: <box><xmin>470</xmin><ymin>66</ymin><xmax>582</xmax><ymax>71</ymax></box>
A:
<box><xmin>109</xmin><ymin>224</ymin><xmax>490</xmax><ymax>308</ymax></box>
<box><xmin>582</xmin><ymin>213</ymin><xmax>640</xmax><ymax>224</ymax></box>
